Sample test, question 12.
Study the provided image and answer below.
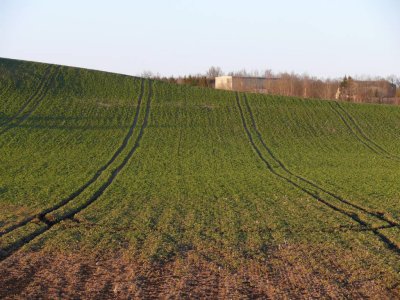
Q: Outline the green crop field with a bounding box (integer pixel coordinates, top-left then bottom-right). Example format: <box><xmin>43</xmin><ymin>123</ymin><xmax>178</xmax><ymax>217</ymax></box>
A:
<box><xmin>0</xmin><ymin>57</ymin><xmax>399</xmax><ymax>298</ymax></box>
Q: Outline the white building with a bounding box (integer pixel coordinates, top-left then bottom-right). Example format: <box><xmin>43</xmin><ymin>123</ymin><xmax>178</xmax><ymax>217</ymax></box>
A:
<box><xmin>215</xmin><ymin>76</ymin><xmax>280</xmax><ymax>92</ymax></box>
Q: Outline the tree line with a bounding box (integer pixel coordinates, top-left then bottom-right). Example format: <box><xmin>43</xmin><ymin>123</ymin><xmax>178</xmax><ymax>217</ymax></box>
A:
<box><xmin>141</xmin><ymin>67</ymin><xmax>400</xmax><ymax>103</ymax></box>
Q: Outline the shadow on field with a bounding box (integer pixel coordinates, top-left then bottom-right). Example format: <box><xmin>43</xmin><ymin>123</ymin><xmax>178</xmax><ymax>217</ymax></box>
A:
<box><xmin>2</xmin><ymin>115</ymin><xmax>131</xmax><ymax>131</ymax></box>
<box><xmin>0</xmin><ymin>187</ymin><xmax>7</xmax><ymax>195</ymax></box>
<box><xmin>0</xmin><ymin>113</ymin><xmax>10</xmax><ymax>124</ymax></box>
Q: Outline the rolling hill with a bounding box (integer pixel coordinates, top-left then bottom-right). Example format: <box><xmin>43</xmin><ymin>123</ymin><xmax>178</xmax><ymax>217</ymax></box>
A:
<box><xmin>0</xmin><ymin>57</ymin><xmax>399</xmax><ymax>298</ymax></box>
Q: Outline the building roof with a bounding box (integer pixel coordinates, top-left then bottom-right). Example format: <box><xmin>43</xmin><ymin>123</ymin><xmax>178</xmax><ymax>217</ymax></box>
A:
<box><xmin>215</xmin><ymin>76</ymin><xmax>280</xmax><ymax>80</ymax></box>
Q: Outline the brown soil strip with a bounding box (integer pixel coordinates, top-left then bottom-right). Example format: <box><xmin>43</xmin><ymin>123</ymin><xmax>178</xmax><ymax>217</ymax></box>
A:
<box><xmin>0</xmin><ymin>244</ymin><xmax>398</xmax><ymax>299</ymax></box>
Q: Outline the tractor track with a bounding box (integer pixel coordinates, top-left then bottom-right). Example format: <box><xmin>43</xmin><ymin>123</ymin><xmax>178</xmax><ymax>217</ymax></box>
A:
<box><xmin>0</xmin><ymin>78</ymin><xmax>145</xmax><ymax>238</ymax></box>
<box><xmin>235</xmin><ymin>92</ymin><xmax>400</xmax><ymax>255</ymax></box>
<box><xmin>329</xmin><ymin>101</ymin><xmax>400</xmax><ymax>161</ymax></box>
<box><xmin>335</xmin><ymin>101</ymin><xmax>399</xmax><ymax>158</ymax></box>
<box><xmin>243</xmin><ymin>94</ymin><xmax>399</xmax><ymax>227</ymax></box>
<box><xmin>0</xmin><ymin>66</ymin><xmax>52</xmax><ymax>127</ymax></box>
<box><xmin>0</xmin><ymin>66</ymin><xmax>60</xmax><ymax>136</ymax></box>
<box><xmin>63</xmin><ymin>80</ymin><xmax>152</xmax><ymax>219</ymax></box>
<box><xmin>329</xmin><ymin>102</ymin><xmax>380</xmax><ymax>155</ymax></box>
<box><xmin>0</xmin><ymin>80</ymin><xmax>153</xmax><ymax>261</ymax></box>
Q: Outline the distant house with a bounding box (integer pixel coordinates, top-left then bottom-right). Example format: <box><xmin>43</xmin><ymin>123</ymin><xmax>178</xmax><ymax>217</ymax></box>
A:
<box><xmin>336</xmin><ymin>78</ymin><xmax>396</xmax><ymax>102</ymax></box>
<box><xmin>215</xmin><ymin>76</ymin><xmax>280</xmax><ymax>92</ymax></box>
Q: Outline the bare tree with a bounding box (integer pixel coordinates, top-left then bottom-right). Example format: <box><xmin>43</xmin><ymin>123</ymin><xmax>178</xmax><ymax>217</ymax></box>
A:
<box><xmin>264</xmin><ymin>69</ymin><xmax>273</xmax><ymax>78</ymax></box>
<box><xmin>386</xmin><ymin>74</ymin><xmax>397</xmax><ymax>85</ymax></box>
<box><xmin>206</xmin><ymin>66</ymin><xmax>224</xmax><ymax>78</ymax></box>
<box><xmin>141</xmin><ymin>70</ymin><xmax>155</xmax><ymax>78</ymax></box>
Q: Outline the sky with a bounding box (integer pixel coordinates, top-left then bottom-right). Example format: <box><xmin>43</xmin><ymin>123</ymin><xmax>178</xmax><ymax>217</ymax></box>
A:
<box><xmin>0</xmin><ymin>0</ymin><xmax>399</xmax><ymax>78</ymax></box>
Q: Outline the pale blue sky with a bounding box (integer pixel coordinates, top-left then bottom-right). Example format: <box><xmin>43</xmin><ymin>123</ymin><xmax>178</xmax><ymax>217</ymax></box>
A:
<box><xmin>0</xmin><ymin>0</ymin><xmax>399</xmax><ymax>78</ymax></box>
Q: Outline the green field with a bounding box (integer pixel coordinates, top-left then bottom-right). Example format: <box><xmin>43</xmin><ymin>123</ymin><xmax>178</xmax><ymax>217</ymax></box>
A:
<box><xmin>0</xmin><ymin>58</ymin><xmax>399</xmax><ymax>298</ymax></box>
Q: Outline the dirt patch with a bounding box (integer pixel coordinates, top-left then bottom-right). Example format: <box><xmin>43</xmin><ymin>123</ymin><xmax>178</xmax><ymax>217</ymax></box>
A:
<box><xmin>98</xmin><ymin>102</ymin><xmax>113</xmax><ymax>108</ymax></box>
<box><xmin>0</xmin><ymin>243</ymin><xmax>399</xmax><ymax>299</ymax></box>
<box><xmin>201</xmin><ymin>103</ymin><xmax>216</xmax><ymax>110</ymax></box>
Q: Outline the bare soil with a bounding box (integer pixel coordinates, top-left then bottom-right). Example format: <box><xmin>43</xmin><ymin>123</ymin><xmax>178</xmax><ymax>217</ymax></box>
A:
<box><xmin>1</xmin><ymin>244</ymin><xmax>399</xmax><ymax>299</ymax></box>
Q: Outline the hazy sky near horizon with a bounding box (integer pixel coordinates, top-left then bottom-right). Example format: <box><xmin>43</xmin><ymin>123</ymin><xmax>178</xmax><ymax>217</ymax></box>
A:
<box><xmin>0</xmin><ymin>0</ymin><xmax>399</xmax><ymax>78</ymax></box>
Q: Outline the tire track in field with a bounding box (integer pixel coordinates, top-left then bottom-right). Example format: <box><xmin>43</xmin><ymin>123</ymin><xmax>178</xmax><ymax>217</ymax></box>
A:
<box><xmin>329</xmin><ymin>101</ymin><xmax>400</xmax><ymax>161</ymax></box>
<box><xmin>335</xmin><ymin>101</ymin><xmax>399</xmax><ymax>158</ymax></box>
<box><xmin>0</xmin><ymin>78</ymin><xmax>145</xmax><ymax>237</ymax></box>
<box><xmin>0</xmin><ymin>66</ymin><xmax>60</xmax><ymax>135</ymax></box>
<box><xmin>235</xmin><ymin>92</ymin><xmax>400</xmax><ymax>255</ymax></box>
<box><xmin>0</xmin><ymin>80</ymin><xmax>153</xmax><ymax>261</ymax></box>
<box><xmin>242</xmin><ymin>94</ymin><xmax>399</xmax><ymax>227</ymax></box>
<box><xmin>62</xmin><ymin>80</ymin><xmax>152</xmax><ymax>219</ymax></box>
<box><xmin>0</xmin><ymin>66</ymin><xmax>52</xmax><ymax>127</ymax></box>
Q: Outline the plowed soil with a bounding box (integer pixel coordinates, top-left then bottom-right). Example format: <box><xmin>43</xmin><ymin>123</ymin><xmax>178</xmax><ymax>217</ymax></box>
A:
<box><xmin>1</xmin><ymin>244</ymin><xmax>399</xmax><ymax>299</ymax></box>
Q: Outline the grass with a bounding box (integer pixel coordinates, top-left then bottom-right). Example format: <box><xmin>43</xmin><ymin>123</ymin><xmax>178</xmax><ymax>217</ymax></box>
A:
<box><xmin>0</xmin><ymin>57</ymin><xmax>400</xmax><ymax>285</ymax></box>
